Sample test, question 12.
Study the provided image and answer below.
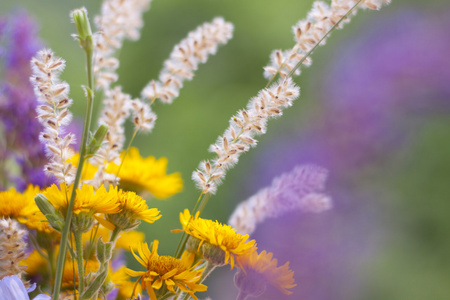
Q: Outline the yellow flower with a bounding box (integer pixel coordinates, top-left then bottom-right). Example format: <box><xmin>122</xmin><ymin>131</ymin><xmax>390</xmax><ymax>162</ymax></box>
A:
<box><xmin>17</xmin><ymin>185</ymin><xmax>56</xmax><ymax>233</ymax></box>
<box><xmin>126</xmin><ymin>240</ymin><xmax>207</xmax><ymax>300</ymax></box>
<box><xmin>235</xmin><ymin>249</ymin><xmax>296</xmax><ymax>296</ymax></box>
<box><xmin>0</xmin><ymin>185</ymin><xmax>54</xmax><ymax>233</ymax></box>
<box><xmin>21</xmin><ymin>249</ymin><xmax>49</xmax><ymax>277</ymax></box>
<box><xmin>111</xmin><ymin>266</ymin><xmax>143</xmax><ymax>299</ymax></box>
<box><xmin>0</xmin><ymin>187</ymin><xmax>32</xmax><ymax>218</ymax></box>
<box><xmin>106</xmin><ymin>147</ymin><xmax>183</xmax><ymax>199</ymax></box>
<box><xmin>176</xmin><ymin>209</ymin><xmax>256</xmax><ymax>269</ymax></box>
<box><xmin>106</xmin><ymin>187</ymin><xmax>161</xmax><ymax>231</ymax></box>
<box><xmin>43</xmin><ymin>183</ymin><xmax>120</xmax><ymax>215</ymax></box>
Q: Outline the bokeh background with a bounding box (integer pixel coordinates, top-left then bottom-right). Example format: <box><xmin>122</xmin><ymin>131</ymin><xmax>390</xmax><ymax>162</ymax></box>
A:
<box><xmin>1</xmin><ymin>0</ymin><xmax>450</xmax><ymax>299</ymax></box>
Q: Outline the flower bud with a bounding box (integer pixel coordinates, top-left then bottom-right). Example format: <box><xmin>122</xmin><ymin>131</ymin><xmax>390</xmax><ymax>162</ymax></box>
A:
<box><xmin>72</xmin><ymin>213</ymin><xmax>94</xmax><ymax>233</ymax></box>
<box><xmin>86</xmin><ymin>125</ymin><xmax>108</xmax><ymax>158</ymax></box>
<box><xmin>96</xmin><ymin>238</ymin><xmax>113</xmax><ymax>263</ymax></box>
<box><xmin>185</xmin><ymin>236</ymin><xmax>201</xmax><ymax>253</ymax></box>
<box><xmin>201</xmin><ymin>243</ymin><xmax>226</xmax><ymax>267</ymax></box>
<box><xmin>71</xmin><ymin>7</ymin><xmax>94</xmax><ymax>53</ymax></box>
<box><xmin>34</xmin><ymin>194</ymin><xmax>64</xmax><ymax>232</ymax></box>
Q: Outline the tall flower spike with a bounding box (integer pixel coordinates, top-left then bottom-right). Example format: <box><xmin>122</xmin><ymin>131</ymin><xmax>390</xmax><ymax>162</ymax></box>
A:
<box><xmin>30</xmin><ymin>49</ymin><xmax>76</xmax><ymax>185</ymax></box>
<box><xmin>263</xmin><ymin>0</ymin><xmax>391</xmax><ymax>79</ymax></box>
<box><xmin>90</xmin><ymin>87</ymin><xmax>131</xmax><ymax>187</ymax></box>
<box><xmin>192</xmin><ymin>78</ymin><xmax>300</xmax><ymax>194</ymax></box>
<box><xmin>229</xmin><ymin>165</ymin><xmax>332</xmax><ymax>235</ymax></box>
<box><xmin>94</xmin><ymin>0</ymin><xmax>151</xmax><ymax>90</ymax></box>
<box><xmin>141</xmin><ymin>17</ymin><xmax>234</xmax><ymax>104</ymax></box>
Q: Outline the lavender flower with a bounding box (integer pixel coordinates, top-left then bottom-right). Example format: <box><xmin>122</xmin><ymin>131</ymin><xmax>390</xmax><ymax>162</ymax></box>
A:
<box><xmin>229</xmin><ymin>165</ymin><xmax>331</xmax><ymax>235</ymax></box>
<box><xmin>223</xmin><ymin>8</ymin><xmax>450</xmax><ymax>300</ymax></box>
<box><xmin>0</xmin><ymin>10</ymin><xmax>53</xmax><ymax>190</ymax></box>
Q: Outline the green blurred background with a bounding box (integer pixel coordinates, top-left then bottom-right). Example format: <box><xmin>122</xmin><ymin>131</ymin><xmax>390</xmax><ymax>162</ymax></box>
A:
<box><xmin>1</xmin><ymin>0</ymin><xmax>450</xmax><ymax>299</ymax></box>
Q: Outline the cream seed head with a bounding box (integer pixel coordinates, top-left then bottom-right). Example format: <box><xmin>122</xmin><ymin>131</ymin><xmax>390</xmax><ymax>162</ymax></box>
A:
<box><xmin>94</xmin><ymin>0</ymin><xmax>151</xmax><ymax>90</ymax></box>
<box><xmin>263</xmin><ymin>0</ymin><xmax>391</xmax><ymax>80</ymax></box>
<box><xmin>0</xmin><ymin>219</ymin><xmax>28</xmax><ymax>281</ymax></box>
<box><xmin>192</xmin><ymin>78</ymin><xmax>299</xmax><ymax>194</ymax></box>
<box><xmin>130</xmin><ymin>99</ymin><xmax>156</xmax><ymax>132</ymax></box>
<box><xmin>91</xmin><ymin>87</ymin><xmax>132</xmax><ymax>186</ymax></box>
<box><xmin>30</xmin><ymin>49</ymin><xmax>76</xmax><ymax>185</ymax></box>
<box><xmin>141</xmin><ymin>17</ymin><xmax>234</xmax><ymax>104</ymax></box>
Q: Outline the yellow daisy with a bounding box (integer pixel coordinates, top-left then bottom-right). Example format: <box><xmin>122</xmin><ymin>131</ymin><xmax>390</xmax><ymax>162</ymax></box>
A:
<box><xmin>126</xmin><ymin>240</ymin><xmax>207</xmax><ymax>300</ymax></box>
<box><xmin>0</xmin><ymin>185</ymin><xmax>55</xmax><ymax>233</ymax></box>
<box><xmin>236</xmin><ymin>249</ymin><xmax>296</xmax><ymax>296</ymax></box>
<box><xmin>106</xmin><ymin>187</ymin><xmax>161</xmax><ymax>231</ymax></box>
<box><xmin>106</xmin><ymin>147</ymin><xmax>183</xmax><ymax>199</ymax></box>
<box><xmin>0</xmin><ymin>187</ymin><xmax>32</xmax><ymax>218</ymax></box>
<box><xmin>43</xmin><ymin>183</ymin><xmax>120</xmax><ymax>215</ymax></box>
<box><xmin>176</xmin><ymin>209</ymin><xmax>256</xmax><ymax>269</ymax></box>
<box><xmin>21</xmin><ymin>249</ymin><xmax>49</xmax><ymax>278</ymax></box>
<box><xmin>17</xmin><ymin>185</ymin><xmax>56</xmax><ymax>233</ymax></box>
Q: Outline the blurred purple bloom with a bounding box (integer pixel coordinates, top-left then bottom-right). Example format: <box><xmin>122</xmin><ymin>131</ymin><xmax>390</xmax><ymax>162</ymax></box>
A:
<box><xmin>229</xmin><ymin>165</ymin><xmax>331</xmax><ymax>235</ymax></box>
<box><xmin>215</xmin><ymin>8</ymin><xmax>450</xmax><ymax>300</ymax></box>
<box><xmin>0</xmin><ymin>9</ymin><xmax>52</xmax><ymax>190</ymax></box>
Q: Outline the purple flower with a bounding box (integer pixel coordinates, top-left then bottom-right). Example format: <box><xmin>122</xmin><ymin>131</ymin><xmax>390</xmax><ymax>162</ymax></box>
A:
<box><xmin>0</xmin><ymin>9</ymin><xmax>53</xmax><ymax>190</ymax></box>
<box><xmin>215</xmin><ymin>8</ymin><xmax>450</xmax><ymax>300</ymax></box>
<box><xmin>0</xmin><ymin>275</ymin><xmax>50</xmax><ymax>300</ymax></box>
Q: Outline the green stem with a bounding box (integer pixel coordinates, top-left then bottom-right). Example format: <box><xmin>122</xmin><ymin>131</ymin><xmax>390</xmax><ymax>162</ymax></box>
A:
<box><xmin>52</xmin><ymin>46</ymin><xmax>94</xmax><ymax>299</ymax></box>
<box><xmin>110</xmin><ymin>227</ymin><xmax>122</xmax><ymax>244</ymax></box>
<box><xmin>47</xmin><ymin>247</ymin><xmax>55</xmax><ymax>285</ymax></box>
<box><xmin>74</xmin><ymin>231</ymin><xmax>85</xmax><ymax>293</ymax></box>
<box><xmin>199</xmin><ymin>262</ymin><xmax>216</xmax><ymax>283</ymax></box>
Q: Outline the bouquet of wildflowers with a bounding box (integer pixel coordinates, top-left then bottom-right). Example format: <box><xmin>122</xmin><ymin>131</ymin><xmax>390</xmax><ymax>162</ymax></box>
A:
<box><xmin>0</xmin><ymin>0</ymin><xmax>389</xmax><ymax>299</ymax></box>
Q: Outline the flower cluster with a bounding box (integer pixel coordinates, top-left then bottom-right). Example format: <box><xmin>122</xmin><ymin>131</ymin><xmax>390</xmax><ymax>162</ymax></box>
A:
<box><xmin>0</xmin><ymin>1</ymin><xmax>389</xmax><ymax>299</ymax></box>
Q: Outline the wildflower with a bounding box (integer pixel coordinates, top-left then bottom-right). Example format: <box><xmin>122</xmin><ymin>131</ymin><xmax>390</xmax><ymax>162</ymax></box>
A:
<box><xmin>43</xmin><ymin>183</ymin><xmax>120</xmax><ymax>232</ymax></box>
<box><xmin>94</xmin><ymin>0</ymin><xmax>151</xmax><ymax>90</ymax></box>
<box><xmin>91</xmin><ymin>87</ymin><xmax>132</xmax><ymax>188</ymax></box>
<box><xmin>30</xmin><ymin>49</ymin><xmax>76</xmax><ymax>185</ymax></box>
<box><xmin>192</xmin><ymin>78</ymin><xmax>300</xmax><ymax>194</ymax></box>
<box><xmin>234</xmin><ymin>250</ymin><xmax>296</xmax><ymax>298</ymax></box>
<box><xmin>0</xmin><ymin>10</ymin><xmax>50</xmax><ymax>191</ymax></box>
<box><xmin>0</xmin><ymin>275</ymin><xmax>50</xmax><ymax>300</ymax></box>
<box><xmin>16</xmin><ymin>185</ymin><xmax>56</xmax><ymax>234</ymax></box>
<box><xmin>141</xmin><ymin>17</ymin><xmax>234</xmax><ymax>104</ymax></box>
<box><xmin>106</xmin><ymin>187</ymin><xmax>161</xmax><ymax>231</ymax></box>
<box><xmin>20</xmin><ymin>250</ymin><xmax>48</xmax><ymax>279</ymax></box>
<box><xmin>106</xmin><ymin>148</ymin><xmax>183</xmax><ymax>199</ymax></box>
<box><xmin>229</xmin><ymin>165</ymin><xmax>331</xmax><ymax>235</ymax></box>
<box><xmin>0</xmin><ymin>219</ymin><xmax>27</xmax><ymax>280</ymax></box>
<box><xmin>127</xmin><ymin>240</ymin><xmax>206</xmax><ymax>300</ymax></box>
<box><xmin>0</xmin><ymin>188</ymin><xmax>32</xmax><ymax>219</ymax></box>
<box><xmin>263</xmin><ymin>0</ymin><xmax>391</xmax><ymax>80</ymax></box>
<box><xmin>176</xmin><ymin>209</ymin><xmax>256</xmax><ymax>268</ymax></box>
<box><xmin>110</xmin><ymin>266</ymin><xmax>143</xmax><ymax>299</ymax></box>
